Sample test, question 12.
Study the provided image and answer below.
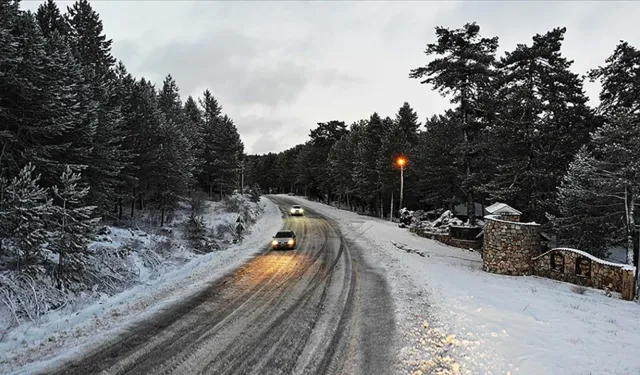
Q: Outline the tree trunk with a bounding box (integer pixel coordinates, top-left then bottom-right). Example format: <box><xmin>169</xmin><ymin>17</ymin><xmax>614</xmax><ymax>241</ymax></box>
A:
<box><xmin>220</xmin><ymin>174</ymin><xmax>224</xmax><ymax>201</ymax></box>
<box><xmin>390</xmin><ymin>191</ymin><xmax>394</xmax><ymax>222</ymax></box>
<box><xmin>161</xmin><ymin>196</ymin><xmax>166</xmax><ymax>227</ymax></box>
<box><xmin>118</xmin><ymin>197</ymin><xmax>123</xmax><ymax>220</ymax></box>
<box><xmin>58</xmin><ymin>199</ymin><xmax>67</xmax><ymax>290</ymax></box>
<box><xmin>625</xmin><ymin>185</ymin><xmax>638</xmax><ymax>298</ymax></box>
<box><xmin>625</xmin><ymin>185</ymin><xmax>635</xmax><ymax>267</ymax></box>
<box><xmin>130</xmin><ymin>199</ymin><xmax>135</xmax><ymax>218</ymax></box>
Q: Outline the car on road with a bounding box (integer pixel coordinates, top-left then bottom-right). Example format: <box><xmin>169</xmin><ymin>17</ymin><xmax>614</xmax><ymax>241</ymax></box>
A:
<box><xmin>272</xmin><ymin>230</ymin><xmax>297</xmax><ymax>250</ymax></box>
<box><xmin>290</xmin><ymin>205</ymin><xmax>304</xmax><ymax>216</ymax></box>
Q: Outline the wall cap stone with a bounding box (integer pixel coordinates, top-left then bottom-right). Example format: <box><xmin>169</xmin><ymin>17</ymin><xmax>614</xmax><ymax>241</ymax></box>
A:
<box><xmin>484</xmin><ymin>215</ymin><xmax>540</xmax><ymax>227</ymax></box>
<box><xmin>533</xmin><ymin>247</ymin><xmax>636</xmax><ymax>272</ymax></box>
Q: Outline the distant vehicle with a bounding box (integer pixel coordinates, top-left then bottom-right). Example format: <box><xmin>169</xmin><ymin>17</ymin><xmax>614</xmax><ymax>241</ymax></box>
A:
<box><xmin>290</xmin><ymin>205</ymin><xmax>304</xmax><ymax>216</ymax></box>
<box><xmin>271</xmin><ymin>230</ymin><xmax>297</xmax><ymax>250</ymax></box>
<box><xmin>287</xmin><ymin>192</ymin><xmax>295</xmax><ymax>196</ymax></box>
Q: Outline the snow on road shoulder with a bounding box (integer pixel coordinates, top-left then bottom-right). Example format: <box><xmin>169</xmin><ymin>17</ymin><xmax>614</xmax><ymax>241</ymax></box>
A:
<box><xmin>289</xmin><ymin>196</ymin><xmax>640</xmax><ymax>375</ymax></box>
<box><xmin>1</xmin><ymin>196</ymin><xmax>283</xmax><ymax>375</ymax></box>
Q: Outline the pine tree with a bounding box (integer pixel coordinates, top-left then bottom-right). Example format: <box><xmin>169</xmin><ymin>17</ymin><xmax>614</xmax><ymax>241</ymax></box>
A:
<box><xmin>197</xmin><ymin>90</ymin><xmax>243</xmax><ymax>198</ymax></box>
<box><xmin>485</xmin><ymin>27</ymin><xmax>596</xmax><ymax>221</ymax></box>
<box><xmin>552</xmin><ymin>147</ymin><xmax>619</xmax><ymax>258</ymax></box>
<box><xmin>183</xmin><ymin>95</ymin><xmax>205</xmax><ymax>170</ymax></box>
<box><xmin>65</xmin><ymin>0</ymin><xmax>115</xmax><ymax>78</ymax></box>
<box><xmin>586</xmin><ymin>41</ymin><xmax>640</xmax><ymax>267</ymax></box>
<box><xmin>199</xmin><ymin>89</ymin><xmax>222</xmax><ymax>196</ymax></box>
<box><xmin>0</xmin><ymin>10</ymin><xmax>89</xmax><ymax>188</ymax></box>
<box><xmin>410</xmin><ymin>22</ymin><xmax>499</xmax><ymax>225</ymax></box>
<box><xmin>0</xmin><ymin>163</ymin><xmax>53</xmax><ymax>272</ymax></box>
<box><xmin>149</xmin><ymin>115</ymin><xmax>194</xmax><ymax>226</ymax></box>
<box><xmin>157</xmin><ymin>74</ymin><xmax>196</xmax><ymax>194</ymax></box>
<box><xmin>588</xmin><ymin>41</ymin><xmax>640</xmax><ymax>116</ymax></box>
<box><xmin>158</xmin><ymin>74</ymin><xmax>185</xmax><ymax>129</ymax></box>
<box><xmin>216</xmin><ymin>115</ymin><xmax>244</xmax><ymax>195</ymax></box>
<box><xmin>49</xmin><ymin>165</ymin><xmax>99</xmax><ymax>290</ymax></box>
<box><xmin>413</xmin><ymin>111</ymin><xmax>463</xmax><ymax>211</ymax></box>
<box><xmin>40</xmin><ymin>28</ymin><xmax>96</xmax><ymax>182</ymax></box>
<box><xmin>353</xmin><ymin>113</ymin><xmax>385</xmax><ymax>213</ymax></box>
<box><xmin>308</xmin><ymin>120</ymin><xmax>348</xmax><ymax>201</ymax></box>
<box><xmin>36</xmin><ymin>0</ymin><xmax>70</xmax><ymax>38</ymax></box>
<box><xmin>553</xmin><ymin>111</ymin><xmax>640</xmax><ymax>263</ymax></box>
<box><xmin>377</xmin><ymin>103</ymin><xmax>421</xmax><ymax>214</ymax></box>
<box><xmin>327</xmin><ymin>122</ymin><xmax>362</xmax><ymax>209</ymax></box>
<box><xmin>65</xmin><ymin>0</ymin><xmax>129</xmax><ymax>216</ymax></box>
<box><xmin>376</xmin><ymin>116</ymin><xmax>397</xmax><ymax>212</ymax></box>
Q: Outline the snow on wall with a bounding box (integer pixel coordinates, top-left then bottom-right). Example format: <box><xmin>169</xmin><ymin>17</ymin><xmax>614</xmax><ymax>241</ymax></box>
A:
<box><xmin>532</xmin><ymin>247</ymin><xmax>636</xmax><ymax>300</ymax></box>
<box><xmin>533</xmin><ymin>247</ymin><xmax>636</xmax><ymax>271</ymax></box>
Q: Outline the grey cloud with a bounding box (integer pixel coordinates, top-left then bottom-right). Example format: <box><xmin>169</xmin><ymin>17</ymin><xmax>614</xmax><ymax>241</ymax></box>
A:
<box><xmin>234</xmin><ymin>114</ymin><xmax>288</xmax><ymax>136</ymax></box>
<box><xmin>112</xmin><ymin>39</ymin><xmax>140</xmax><ymax>65</ymax></box>
<box><xmin>134</xmin><ymin>26</ymin><xmax>362</xmax><ymax>109</ymax></box>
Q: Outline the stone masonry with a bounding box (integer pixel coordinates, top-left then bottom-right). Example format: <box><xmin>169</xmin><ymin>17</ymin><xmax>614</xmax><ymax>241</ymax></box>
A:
<box><xmin>533</xmin><ymin>248</ymin><xmax>636</xmax><ymax>300</ymax></box>
<box><xmin>482</xmin><ymin>216</ymin><xmax>540</xmax><ymax>276</ymax></box>
<box><xmin>409</xmin><ymin>228</ymin><xmax>482</xmax><ymax>250</ymax></box>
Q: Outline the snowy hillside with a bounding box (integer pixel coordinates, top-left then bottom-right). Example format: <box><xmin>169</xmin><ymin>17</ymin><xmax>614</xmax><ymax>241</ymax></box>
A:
<box><xmin>289</xmin><ymin>196</ymin><xmax>640</xmax><ymax>375</ymax></box>
<box><xmin>0</xmin><ymin>195</ymin><xmax>283</xmax><ymax>374</ymax></box>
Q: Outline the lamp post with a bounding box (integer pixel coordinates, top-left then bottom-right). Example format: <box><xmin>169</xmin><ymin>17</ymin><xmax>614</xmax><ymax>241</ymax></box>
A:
<box><xmin>396</xmin><ymin>157</ymin><xmax>407</xmax><ymax>217</ymax></box>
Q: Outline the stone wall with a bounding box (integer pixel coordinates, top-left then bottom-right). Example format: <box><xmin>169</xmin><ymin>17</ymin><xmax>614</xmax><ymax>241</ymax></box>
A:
<box><xmin>482</xmin><ymin>216</ymin><xmax>541</xmax><ymax>276</ymax></box>
<box><xmin>533</xmin><ymin>248</ymin><xmax>636</xmax><ymax>300</ymax></box>
<box><xmin>409</xmin><ymin>228</ymin><xmax>482</xmax><ymax>250</ymax></box>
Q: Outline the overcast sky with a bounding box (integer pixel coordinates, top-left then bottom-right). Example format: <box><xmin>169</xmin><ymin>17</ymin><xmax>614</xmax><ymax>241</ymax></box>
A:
<box><xmin>22</xmin><ymin>1</ymin><xmax>640</xmax><ymax>154</ymax></box>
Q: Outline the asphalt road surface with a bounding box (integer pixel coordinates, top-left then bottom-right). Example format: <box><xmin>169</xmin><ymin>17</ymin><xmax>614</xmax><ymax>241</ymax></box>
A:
<box><xmin>47</xmin><ymin>196</ymin><xmax>397</xmax><ymax>375</ymax></box>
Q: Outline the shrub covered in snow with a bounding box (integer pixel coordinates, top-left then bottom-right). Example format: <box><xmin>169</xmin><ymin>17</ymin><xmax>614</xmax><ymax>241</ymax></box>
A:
<box><xmin>0</xmin><ymin>187</ymin><xmax>264</xmax><ymax>332</ymax></box>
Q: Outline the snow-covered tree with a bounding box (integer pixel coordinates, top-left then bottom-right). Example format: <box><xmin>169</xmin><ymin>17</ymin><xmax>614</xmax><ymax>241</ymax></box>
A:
<box><xmin>65</xmin><ymin>0</ymin><xmax>129</xmax><ymax>215</ymax></box>
<box><xmin>552</xmin><ymin>147</ymin><xmax>624</xmax><ymax>258</ymax></box>
<box><xmin>49</xmin><ymin>166</ymin><xmax>99</xmax><ymax>290</ymax></box>
<box><xmin>0</xmin><ymin>163</ymin><xmax>53</xmax><ymax>272</ymax></box>
<box><xmin>553</xmin><ymin>111</ymin><xmax>640</xmax><ymax>267</ymax></box>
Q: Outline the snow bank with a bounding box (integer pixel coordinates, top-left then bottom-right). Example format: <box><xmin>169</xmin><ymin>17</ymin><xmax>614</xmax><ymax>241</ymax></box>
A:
<box><xmin>0</xmin><ymin>196</ymin><xmax>284</xmax><ymax>375</ymax></box>
<box><xmin>288</xmin><ymin>196</ymin><xmax>640</xmax><ymax>375</ymax></box>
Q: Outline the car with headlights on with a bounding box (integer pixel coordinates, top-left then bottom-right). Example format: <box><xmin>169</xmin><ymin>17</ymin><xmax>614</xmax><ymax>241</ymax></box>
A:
<box><xmin>271</xmin><ymin>230</ymin><xmax>297</xmax><ymax>250</ymax></box>
<box><xmin>290</xmin><ymin>205</ymin><xmax>304</xmax><ymax>216</ymax></box>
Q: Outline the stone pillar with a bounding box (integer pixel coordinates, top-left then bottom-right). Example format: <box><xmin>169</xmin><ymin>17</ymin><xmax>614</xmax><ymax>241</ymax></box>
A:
<box><xmin>482</xmin><ymin>217</ymin><xmax>540</xmax><ymax>276</ymax></box>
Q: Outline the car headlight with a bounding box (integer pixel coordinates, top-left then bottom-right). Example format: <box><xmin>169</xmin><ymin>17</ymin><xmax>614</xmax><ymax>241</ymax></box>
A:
<box><xmin>272</xmin><ymin>240</ymin><xmax>278</xmax><ymax>246</ymax></box>
<box><xmin>287</xmin><ymin>239</ymin><xmax>294</xmax><ymax>245</ymax></box>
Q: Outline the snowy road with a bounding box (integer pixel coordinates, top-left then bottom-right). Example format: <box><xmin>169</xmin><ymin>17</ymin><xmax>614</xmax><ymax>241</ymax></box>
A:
<box><xmin>46</xmin><ymin>196</ymin><xmax>397</xmax><ymax>375</ymax></box>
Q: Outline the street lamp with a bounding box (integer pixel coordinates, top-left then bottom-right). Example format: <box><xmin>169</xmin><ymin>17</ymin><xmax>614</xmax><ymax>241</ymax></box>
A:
<box><xmin>396</xmin><ymin>157</ymin><xmax>407</xmax><ymax>216</ymax></box>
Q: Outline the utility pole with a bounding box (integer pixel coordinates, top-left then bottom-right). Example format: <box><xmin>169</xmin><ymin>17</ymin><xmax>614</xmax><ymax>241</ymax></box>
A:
<box><xmin>397</xmin><ymin>157</ymin><xmax>406</xmax><ymax>214</ymax></box>
<box><xmin>400</xmin><ymin>165</ymin><xmax>404</xmax><ymax>212</ymax></box>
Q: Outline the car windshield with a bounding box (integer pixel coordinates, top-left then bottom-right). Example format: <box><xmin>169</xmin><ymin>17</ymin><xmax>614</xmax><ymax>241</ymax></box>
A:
<box><xmin>275</xmin><ymin>231</ymin><xmax>293</xmax><ymax>238</ymax></box>
<box><xmin>293</xmin><ymin>205</ymin><xmax>301</xmax><ymax>209</ymax></box>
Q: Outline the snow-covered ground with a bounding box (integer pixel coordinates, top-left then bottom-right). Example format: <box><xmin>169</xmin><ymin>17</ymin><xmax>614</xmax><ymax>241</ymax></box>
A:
<box><xmin>289</xmin><ymin>196</ymin><xmax>640</xmax><ymax>375</ymax></box>
<box><xmin>0</xmin><ymin>196</ymin><xmax>283</xmax><ymax>375</ymax></box>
